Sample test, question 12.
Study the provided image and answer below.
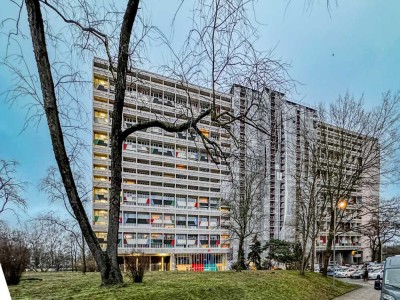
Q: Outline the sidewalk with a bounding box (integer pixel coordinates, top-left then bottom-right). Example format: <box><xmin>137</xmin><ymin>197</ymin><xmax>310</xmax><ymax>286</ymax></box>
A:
<box><xmin>334</xmin><ymin>279</ymin><xmax>380</xmax><ymax>300</ymax></box>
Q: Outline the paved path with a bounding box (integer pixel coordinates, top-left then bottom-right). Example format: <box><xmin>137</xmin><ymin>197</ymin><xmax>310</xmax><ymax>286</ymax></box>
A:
<box><xmin>334</xmin><ymin>279</ymin><xmax>380</xmax><ymax>300</ymax></box>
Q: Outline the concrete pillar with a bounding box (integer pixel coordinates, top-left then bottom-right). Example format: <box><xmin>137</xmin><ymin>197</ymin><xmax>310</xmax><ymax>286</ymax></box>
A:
<box><xmin>171</xmin><ymin>254</ymin><xmax>175</xmax><ymax>271</ymax></box>
<box><xmin>161</xmin><ymin>256</ymin><xmax>164</xmax><ymax>271</ymax></box>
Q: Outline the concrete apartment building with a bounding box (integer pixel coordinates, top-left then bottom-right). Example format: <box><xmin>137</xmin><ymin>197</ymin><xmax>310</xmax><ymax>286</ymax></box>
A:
<box><xmin>92</xmin><ymin>57</ymin><xmax>376</xmax><ymax>270</ymax></box>
<box><xmin>231</xmin><ymin>86</ymin><xmax>317</xmax><ymax>244</ymax></box>
<box><xmin>231</xmin><ymin>86</ymin><xmax>376</xmax><ymax>265</ymax></box>
<box><xmin>92</xmin><ymin>58</ymin><xmax>232</xmax><ymax>271</ymax></box>
<box><xmin>314</xmin><ymin>123</ymin><xmax>376</xmax><ymax>265</ymax></box>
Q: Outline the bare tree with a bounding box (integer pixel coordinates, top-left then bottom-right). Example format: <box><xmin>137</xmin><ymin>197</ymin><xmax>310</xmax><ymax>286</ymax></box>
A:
<box><xmin>0</xmin><ymin>160</ymin><xmax>26</xmax><ymax>219</ymax></box>
<box><xmin>26</xmin><ymin>214</ymin><xmax>67</xmax><ymax>271</ymax></box>
<box><xmin>294</xmin><ymin>137</ymin><xmax>328</xmax><ymax>275</ymax></box>
<box><xmin>358</xmin><ymin>197</ymin><xmax>400</xmax><ymax>263</ymax></box>
<box><xmin>3</xmin><ymin>0</ymin><xmax>291</xmax><ymax>284</ymax></box>
<box><xmin>224</xmin><ymin>156</ymin><xmax>266</xmax><ymax>271</ymax></box>
<box><xmin>39</xmin><ymin>166</ymin><xmax>90</xmax><ymax>273</ymax></box>
<box><xmin>313</xmin><ymin>92</ymin><xmax>400</xmax><ymax>276</ymax></box>
<box><xmin>26</xmin><ymin>212</ymin><xmax>86</xmax><ymax>272</ymax></box>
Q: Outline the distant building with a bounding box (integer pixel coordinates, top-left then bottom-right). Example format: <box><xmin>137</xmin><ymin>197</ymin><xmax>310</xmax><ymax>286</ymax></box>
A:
<box><xmin>231</xmin><ymin>85</ymin><xmax>376</xmax><ymax>265</ymax></box>
<box><xmin>314</xmin><ymin>123</ymin><xmax>376</xmax><ymax>265</ymax></box>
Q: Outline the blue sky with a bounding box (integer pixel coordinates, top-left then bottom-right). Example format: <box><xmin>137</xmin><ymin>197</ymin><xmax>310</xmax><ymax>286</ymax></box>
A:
<box><xmin>1</xmin><ymin>1</ymin><xmax>399</xmax><ymax>225</ymax></box>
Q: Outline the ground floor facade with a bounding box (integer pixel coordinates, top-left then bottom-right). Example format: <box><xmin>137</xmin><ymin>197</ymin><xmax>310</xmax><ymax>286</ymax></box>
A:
<box><xmin>316</xmin><ymin>246</ymin><xmax>371</xmax><ymax>265</ymax></box>
<box><xmin>120</xmin><ymin>251</ymin><xmax>228</xmax><ymax>272</ymax></box>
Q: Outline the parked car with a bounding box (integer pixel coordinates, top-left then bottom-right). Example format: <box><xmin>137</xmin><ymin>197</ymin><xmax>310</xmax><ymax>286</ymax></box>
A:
<box><xmin>328</xmin><ymin>267</ymin><xmax>341</xmax><ymax>277</ymax></box>
<box><xmin>351</xmin><ymin>269</ymin><xmax>365</xmax><ymax>279</ymax></box>
<box><xmin>327</xmin><ymin>269</ymin><xmax>335</xmax><ymax>276</ymax></box>
<box><xmin>368</xmin><ymin>269</ymin><xmax>384</xmax><ymax>280</ymax></box>
<box><xmin>314</xmin><ymin>264</ymin><xmax>320</xmax><ymax>273</ymax></box>
<box><xmin>334</xmin><ymin>267</ymin><xmax>355</xmax><ymax>278</ymax></box>
<box><xmin>380</xmin><ymin>255</ymin><xmax>400</xmax><ymax>299</ymax></box>
<box><xmin>337</xmin><ymin>268</ymin><xmax>356</xmax><ymax>278</ymax></box>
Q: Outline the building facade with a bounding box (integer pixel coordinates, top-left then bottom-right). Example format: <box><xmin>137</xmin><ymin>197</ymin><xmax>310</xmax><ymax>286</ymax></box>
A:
<box><xmin>231</xmin><ymin>86</ymin><xmax>318</xmax><ymax>246</ymax></box>
<box><xmin>231</xmin><ymin>85</ymin><xmax>376</xmax><ymax>265</ymax></box>
<box><xmin>314</xmin><ymin>123</ymin><xmax>376</xmax><ymax>265</ymax></box>
<box><xmin>92</xmin><ymin>58</ymin><xmax>231</xmax><ymax>271</ymax></box>
<box><xmin>92</xmin><ymin>57</ymin><xmax>376</xmax><ymax>270</ymax></box>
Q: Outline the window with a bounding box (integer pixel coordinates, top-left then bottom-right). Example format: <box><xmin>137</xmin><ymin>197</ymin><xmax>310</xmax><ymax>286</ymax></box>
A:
<box><xmin>151</xmin><ymin>143</ymin><xmax>163</xmax><ymax>155</ymax></box>
<box><xmin>163</xmin><ymin>144</ymin><xmax>175</xmax><ymax>157</ymax></box>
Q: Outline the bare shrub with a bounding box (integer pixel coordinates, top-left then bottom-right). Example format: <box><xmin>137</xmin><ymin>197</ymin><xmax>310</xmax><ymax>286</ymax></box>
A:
<box><xmin>126</xmin><ymin>254</ymin><xmax>149</xmax><ymax>283</ymax></box>
<box><xmin>0</xmin><ymin>228</ymin><xmax>30</xmax><ymax>285</ymax></box>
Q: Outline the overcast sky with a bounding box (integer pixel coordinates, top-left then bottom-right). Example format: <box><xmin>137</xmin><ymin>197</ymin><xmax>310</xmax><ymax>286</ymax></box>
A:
<box><xmin>1</xmin><ymin>0</ymin><xmax>399</xmax><ymax>225</ymax></box>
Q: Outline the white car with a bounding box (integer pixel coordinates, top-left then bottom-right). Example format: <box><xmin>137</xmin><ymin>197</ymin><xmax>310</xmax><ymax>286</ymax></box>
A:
<box><xmin>368</xmin><ymin>269</ymin><xmax>383</xmax><ymax>280</ymax></box>
<box><xmin>335</xmin><ymin>268</ymin><xmax>356</xmax><ymax>278</ymax></box>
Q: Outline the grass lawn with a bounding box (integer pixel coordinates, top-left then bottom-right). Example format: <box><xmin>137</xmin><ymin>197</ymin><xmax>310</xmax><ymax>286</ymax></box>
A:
<box><xmin>9</xmin><ymin>270</ymin><xmax>359</xmax><ymax>300</ymax></box>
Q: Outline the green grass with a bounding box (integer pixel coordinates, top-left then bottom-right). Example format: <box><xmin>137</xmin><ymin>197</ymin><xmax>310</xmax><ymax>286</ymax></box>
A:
<box><xmin>9</xmin><ymin>270</ymin><xmax>359</xmax><ymax>300</ymax></box>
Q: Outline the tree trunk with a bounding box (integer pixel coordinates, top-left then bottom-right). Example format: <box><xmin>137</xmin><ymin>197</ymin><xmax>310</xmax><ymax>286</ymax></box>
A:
<box><xmin>310</xmin><ymin>240</ymin><xmax>315</xmax><ymax>272</ymax></box>
<box><xmin>25</xmin><ymin>0</ymin><xmax>125</xmax><ymax>285</ymax></box>
<box><xmin>377</xmin><ymin>238</ymin><xmax>382</xmax><ymax>263</ymax></box>
<box><xmin>322</xmin><ymin>209</ymin><xmax>335</xmax><ymax>277</ymax></box>
<box><xmin>82</xmin><ymin>235</ymin><xmax>86</xmax><ymax>274</ymax></box>
<box><xmin>371</xmin><ymin>248</ymin><xmax>376</xmax><ymax>262</ymax></box>
<box><xmin>299</xmin><ymin>238</ymin><xmax>308</xmax><ymax>275</ymax></box>
<box><xmin>71</xmin><ymin>244</ymin><xmax>74</xmax><ymax>272</ymax></box>
<box><xmin>106</xmin><ymin>0</ymin><xmax>140</xmax><ymax>285</ymax></box>
<box><xmin>237</xmin><ymin>236</ymin><xmax>246</xmax><ymax>271</ymax></box>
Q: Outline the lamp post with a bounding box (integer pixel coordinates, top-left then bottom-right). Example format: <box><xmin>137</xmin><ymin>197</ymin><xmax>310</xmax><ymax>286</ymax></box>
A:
<box><xmin>333</xmin><ymin>199</ymin><xmax>348</xmax><ymax>286</ymax></box>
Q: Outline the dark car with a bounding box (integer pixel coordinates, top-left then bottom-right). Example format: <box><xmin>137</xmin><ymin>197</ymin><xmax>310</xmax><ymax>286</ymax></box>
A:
<box><xmin>351</xmin><ymin>269</ymin><xmax>365</xmax><ymax>279</ymax></box>
<box><xmin>380</xmin><ymin>256</ymin><xmax>400</xmax><ymax>299</ymax></box>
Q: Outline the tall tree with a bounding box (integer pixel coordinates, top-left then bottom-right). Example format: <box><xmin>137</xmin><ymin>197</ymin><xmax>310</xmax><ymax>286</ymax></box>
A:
<box><xmin>3</xmin><ymin>0</ymin><xmax>291</xmax><ymax>284</ymax></box>
<box><xmin>265</xmin><ymin>239</ymin><xmax>302</xmax><ymax>270</ymax></box>
<box><xmin>315</xmin><ymin>93</ymin><xmax>400</xmax><ymax>276</ymax></box>
<box><xmin>358</xmin><ymin>197</ymin><xmax>400</xmax><ymax>262</ymax></box>
<box><xmin>247</xmin><ymin>234</ymin><xmax>265</xmax><ymax>270</ymax></box>
<box><xmin>294</xmin><ymin>135</ymin><xmax>327</xmax><ymax>275</ymax></box>
<box><xmin>225</xmin><ymin>156</ymin><xmax>266</xmax><ymax>271</ymax></box>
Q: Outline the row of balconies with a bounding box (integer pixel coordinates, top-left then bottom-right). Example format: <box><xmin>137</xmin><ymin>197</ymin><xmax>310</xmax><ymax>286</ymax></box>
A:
<box><xmin>94</xmin><ymin>188</ymin><xmax>223</xmax><ymax>203</ymax></box>
<box><xmin>94</xmin><ymin>113</ymin><xmax>224</xmax><ymax>143</ymax></box>
<box><xmin>93</xmin><ymin>145</ymin><xmax>229</xmax><ymax>170</ymax></box>
<box><xmin>95</xmin><ymin>231</ymin><xmax>230</xmax><ymax>248</ymax></box>
<box><xmin>94</xmin><ymin>102</ymin><xmax>224</xmax><ymax>138</ymax></box>
<box><xmin>318</xmin><ymin>231</ymin><xmax>362</xmax><ymax>237</ymax></box>
<box><xmin>94</xmin><ymin>171</ymin><xmax>222</xmax><ymax>189</ymax></box>
<box><xmin>93</xmin><ymin>69</ymin><xmax>232</xmax><ymax>108</ymax></box>
<box><xmin>93</xmin><ymin>203</ymin><xmax>224</xmax><ymax>217</ymax></box>
<box><xmin>94</xmin><ymin>96</ymin><xmax>224</xmax><ymax>132</ymax></box>
<box><xmin>95</xmin><ymin>131</ymin><xmax>226</xmax><ymax>157</ymax></box>
<box><xmin>94</xmin><ymin>225</ymin><xmax>230</xmax><ymax>238</ymax></box>
<box><xmin>121</xmin><ymin>78</ymin><xmax>230</xmax><ymax>110</ymax></box>
<box><xmin>94</xmin><ymin>177</ymin><xmax>221</xmax><ymax>194</ymax></box>
<box><xmin>93</xmin><ymin>180</ymin><xmax>222</xmax><ymax>197</ymax></box>
<box><xmin>117</xmin><ymin>160</ymin><xmax>225</xmax><ymax>180</ymax></box>
<box><xmin>95</xmin><ymin>210</ymin><xmax>223</xmax><ymax>224</ymax></box>
<box><xmin>315</xmin><ymin>243</ymin><xmax>362</xmax><ymax>250</ymax></box>
<box><xmin>93</xmin><ymin>104</ymin><xmax>232</xmax><ymax>148</ymax></box>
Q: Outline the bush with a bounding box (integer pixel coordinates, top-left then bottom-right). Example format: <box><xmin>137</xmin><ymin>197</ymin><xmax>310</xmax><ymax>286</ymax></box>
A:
<box><xmin>260</xmin><ymin>259</ymin><xmax>272</xmax><ymax>270</ymax></box>
<box><xmin>230</xmin><ymin>261</ymin><xmax>248</xmax><ymax>271</ymax></box>
<box><xmin>126</xmin><ymin>253</ymin><xmax>149</xmax><ymax>283</ymax></box>
<box><xmin>79</xmin><ymin>255</ymin><xmax>97</xmax><ymax>272</ymax></box>
<box><xmin>0</xmin><ymin>229</ymin><xmax>30</xmax><ymax>285</ymax></box>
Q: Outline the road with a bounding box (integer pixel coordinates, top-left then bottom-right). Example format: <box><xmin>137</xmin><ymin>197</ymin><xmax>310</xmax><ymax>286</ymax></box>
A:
<box><xmin>334</xmin><ymin>278</ymin><xmax>380</xmax><ymax>300</ymax></box>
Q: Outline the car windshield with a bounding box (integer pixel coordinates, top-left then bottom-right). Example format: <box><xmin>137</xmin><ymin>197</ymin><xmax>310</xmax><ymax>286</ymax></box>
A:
<box><xmin>384</xmin><ymin>269</ymin><xmax>400</xmax><ymax>289</ymax></box>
